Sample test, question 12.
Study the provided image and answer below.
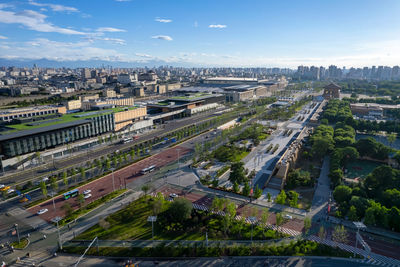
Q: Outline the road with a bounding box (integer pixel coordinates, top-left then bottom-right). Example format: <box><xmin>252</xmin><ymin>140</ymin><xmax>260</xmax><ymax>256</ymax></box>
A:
<box><xmin>0</xmin><ymin>109</ymin><xmax>220</xmax><ymax>186</ymax></box>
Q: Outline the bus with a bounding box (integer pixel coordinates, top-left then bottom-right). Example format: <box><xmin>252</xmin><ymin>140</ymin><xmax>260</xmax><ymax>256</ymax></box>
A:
<box><xmin>140</xmin><ymin>165</ymin><xmax>156</xmax><ymax>175</ymax></box>
<box><xmin>63</xmin><ymin>189</ymin><xmax>79</xmax><ymax>200</ymax></box>
<box><xmin>120</xmin><ymin>137</ymin><xmax>133</xmax><ymax>144</ymax></box>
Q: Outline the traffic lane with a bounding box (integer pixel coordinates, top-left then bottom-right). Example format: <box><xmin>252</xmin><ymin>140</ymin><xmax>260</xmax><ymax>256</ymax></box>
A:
<box><xmin>1</xmin><ymin>110</ymin><xmax>214</xmax><ymax>185</ymax></box>
<box><xmin>28</xmin><ymin>146</ymin><xmax>191</xmax><ymax>222</ymax></box>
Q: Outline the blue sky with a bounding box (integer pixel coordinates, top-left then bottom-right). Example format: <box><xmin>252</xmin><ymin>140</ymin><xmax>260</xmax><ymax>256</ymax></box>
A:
<box><xmin>0</xmin><ymin>0</ymin><xmax>399</xmax><ymax>67</ymax></box>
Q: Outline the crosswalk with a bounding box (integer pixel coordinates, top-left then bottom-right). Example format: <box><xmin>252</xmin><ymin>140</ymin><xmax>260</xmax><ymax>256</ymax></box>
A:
<box><xmin>308</xmin><ymin>235</ymin><xmax>400</xmax><ymax>267</ymax></box>
<box><xmin>191</xmin><ymin>203</ymin><xmax>302</xmax><ymax>237</ymax></box>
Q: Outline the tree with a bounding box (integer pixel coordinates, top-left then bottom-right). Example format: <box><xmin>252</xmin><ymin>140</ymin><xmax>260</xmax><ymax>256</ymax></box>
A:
<box><xmin>224</xmin><ymin>201</ymin><xmax>237</xmax><ymax>234</ymax></box>
<box><xmin>62</xmin><ymin>203</ymin><xmax>73</xmax><ymax>217</ymax></box>
<box><xmin>318</xmin><ymin>226</ymin><xmax>326</xmax><ymax>239</ymax></box>
<box><xmin>242</xmin><ymin>182</ymin><xmax>250</xmax><ymax>197</ymax></box>
<box><xmin>332</xmin><ymin>225</ymin><xmax>348</xmax><ymax>244</ymax></box>
<box><xmin>303</xmin><ymin>217</ymin><xmax>311</xmax><ymax>234</ymax></box>
<box><xmin>77</xmin><ymin>194</ymin><xmax>85</xmax><ymax>208</ymax></box>
<box><xmin>333</xmin><ymin>185</ymin><xmax>352</xmax><ymax>205</ymax></box>
<box><xmin>40</xmin><ymin>181</ymin><xmax>47</xmax><ymax>197</ymax></box>
<box><xmin>253</xmin><ymin>185</ymin><xmax>262</xmax><ymax>199</ymax></box>
<box><xmin>211</xmin><ymin>197</ymin><xmax>225</xmax><ymax>213</ymax></box>
<box><xmin>275</xmin><ymin>212</ymin><xmax>284</xmax><ymax>230</ymax></box>
<box><xmin>141</xmin><ymin>184</ymin><xmax>151</xmax><ymax>197</ymax></box>
<box><xmin>275</xmin><ymin>190</ymin><xmax>287</xmax><ymax>205</ymax></box>
<box><xmin>387</xmin><ymin>132</ymin><xmax>397</xmax><ymax>145</ymax></box>
<box><xmin>130</xmin><ymin>149</ymin><xmax>135</xmax><ymax>159</ymax></box>
<box><xmin>167</xmin><ymin>198</ymin><xmax>193</xmax><ymax>223</ymax></box>
<box><xmin>233</xmin><ymin>182</ymin><xmax>239</xmax><ymax>193</ymax></box>
<box><xmin>106</xmin><ymin>159</ymin><xmax>111</xmax><ymax>170</ymax></box>
<box><xmin>287</xmin><ymin>190</ymin><xmax>299</xmax><ymax>208</ymax></box>
<box><xmin>62</xmin><ymin>171</ymin><xmax>68</xmax><ymax>187</ymax></box>
<box><xmin>80</xmin><ymin>167</ymin><xmax>86</xmax><ymax>180</ymax></box>
<box><xmin>329</xmin><ymin>169</ymin><xmax>344</xmax><ymax>187</ymax></box>
<box><xmin>50</xmin><ymin>177</ymin><xmax>58</xmax><ymax>192</ymax></box>
<box><xmin>229</xmin><ymin>162</ymin><xmax>247</xmax><ymax>185</ymax></box>
<box><xmin>347</xmin><ymin>205</ymin><xmax>358</xmax><ymax>221</ymax></box>
<box><xmin>261</xmin><ymin>208</ymin><xmax>269</xmax><ymax>235</ymax></box>
<box><xmin>267</xmin><ymin>192</ymin><xmax>271</xmax><ymax>202</ymax></box>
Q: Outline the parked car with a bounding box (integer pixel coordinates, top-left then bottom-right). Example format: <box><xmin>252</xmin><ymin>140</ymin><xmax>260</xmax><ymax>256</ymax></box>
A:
<box><xmin>0</xmin><ymin>186</ymin><xmax>10</xmax><ymax>191</ymax></box>
<box><xmin>7</xmin><ymin>189</ymin><xmax>15</xmax><ymax>194</ymax></box>
<box><xmin>19</xmin><ymin>197</ymin><xmax>29</xmax><ymax>203</ymax></box>
<box><xmin>0</xmin><ymin>184</ymin><xmax>5</xmax><ymax>189</ymax></box>
<box><xmin>284</xmin><ymin>214</ymin><xmax>293</xmax><ymax>220</ymax></box>
<box><xmin>84</xmin><ymin>194</ymin><xmax>92</xmax><ymax>199</ymax></box>
<box><xmin>169</xmin><ymin>193</ymin><xmax>178</xmax><ymax>198</ymax></box>
<box><xmin>37</xmin><ymin>209</ymin><xmax>48</xmax><ymax>215</ymax></box>
<box><xmin>83</xmin><ymin>189</ymin><xmax>92</xmax><ymax>195</ymax></box>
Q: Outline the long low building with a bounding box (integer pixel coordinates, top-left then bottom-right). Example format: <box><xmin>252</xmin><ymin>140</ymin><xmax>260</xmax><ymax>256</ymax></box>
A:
<box><xmin>0</xmin><ymin>106</ymin><xmax>146</xmax><ymax>159</ymax></box>
<box><xmin>0</xmin><ymin>105</ymin><xmax>67</xmax><ymax>122</ymax></box>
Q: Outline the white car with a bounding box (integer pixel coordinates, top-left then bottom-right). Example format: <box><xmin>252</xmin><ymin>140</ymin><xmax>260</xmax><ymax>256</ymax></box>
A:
<box><xmin>169</xmin><ymin>193</ymin><xmax>178</xmax><ymax>198</ymax></box>
<box><xmin>83</xmin><ymin>189</ymin><xmax>91</xmax><ymax>195</ymax></box>
<box><xmin>7</xmin><ymin>189</ymin><xmax>15</xmax><ymax>194</ymax></box>
<box><xmin>284</xmin><ymin>214</ymin><xmax>293</xmax><ymax>220</ymax></box>
<box><xmin>0</xmin><ymin>184</ymin><xmax>4</xmax><ymax>189</ymax></box>
<box><xmin>84</xmin><ymin>194</ymin><xmax>92</xmax><ymax>199</ymax></box>
<box><xmin>37</xmin><ymin>208</ymin><xmax>48</xmax><ymax>215</ymax></box>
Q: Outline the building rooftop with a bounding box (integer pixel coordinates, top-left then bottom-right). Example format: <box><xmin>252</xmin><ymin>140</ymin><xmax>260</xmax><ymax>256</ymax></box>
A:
<box><xmin>0</xmin><ymin>105</ymin><xmax>61</xmax><ymax>116</ymax></box>
<box><xmin>1</xmin><ymin>106</ymin><xmax>138</xmax><ymax>134</ymax></box>
<box><xmin>205</xmin><ymin>77</ymin><xmax>258</xmax><ymax>82</ymax></box>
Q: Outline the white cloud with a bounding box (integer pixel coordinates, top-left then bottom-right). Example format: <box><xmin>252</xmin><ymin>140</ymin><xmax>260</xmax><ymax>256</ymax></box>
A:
<box><xmin>28</xmin><ymin>0</ymin><xmax>78</xmax><ymax>13</ymax></box>
<box><xmin>208</xmin><ymin>24</ymin><xmax>227</xmax><ymax>29</ymax></box>
<box><xmin>83</xmin><ymin>36</ymin><xmax>126</xmax><ymax>45</ymax></box>
<box><xmin>0</xmin><ymin>35</ymin><xmax>8</xmax><ymax>39</ymax></box>
<box><xmin>135</xmin><ymin>53</ymin><xmax>153</xmax><ymax>58</ymax></box>
<box><xmin>155</xmin><ymin>18</ymin><xmax>172</xmax><ymax>23</ymax></box>
<box><xmin>96</xmin><ymin>27</ymin><xmax>126</xmax><ymax>33</ymax></box>
<box><xmin>1</xmin><ymin>38</ymin><xmax>125</xmax><ymax>61</ymax></box>
<box><xmin>0</xmin><ymin>9</ymin><xmax>84</xmax><ymax>35</ymax></box>
<box><xmin>151</xmin><ymin>35</ymin><xmax>173</xmax><ymax>41</ymax></box>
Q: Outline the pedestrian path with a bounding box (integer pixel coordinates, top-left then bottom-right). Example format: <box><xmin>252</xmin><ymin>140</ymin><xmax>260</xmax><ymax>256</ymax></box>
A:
<box><xmin>191</xmin><ymin>203</ymin><xmax>302</xmax><ymax>237</ymax></box>
<box><xmin>308</xmin><ymin>235</ymin><xmax>400</xmax><ymax>267</ymax></box>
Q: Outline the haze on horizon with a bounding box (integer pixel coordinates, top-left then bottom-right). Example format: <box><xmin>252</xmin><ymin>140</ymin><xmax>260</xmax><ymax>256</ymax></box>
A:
<box><xmin>0</xmin><ymin>0</ymin><xmax>399</xmax><ymax>68</ymax></box>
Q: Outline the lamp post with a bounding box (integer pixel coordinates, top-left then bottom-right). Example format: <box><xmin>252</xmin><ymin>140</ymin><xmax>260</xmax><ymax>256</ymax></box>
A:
<box><xmin>51</xmin><ymin>191</ymin><xmax>56</xmax><ymax>212</ymax></box>
<box><xmin>14</xmin><ymin>224</ymin><xmax>20</xmax><ymax>243</ymax></box>
<box><xmin>110</xmin><ymin>168</ymin><xmax>115</xmax><ymax>192</ymax></box>
<box><xmin>176</xmin><ymin>148</ymin><xmax>181</xmax><ymax>186</ymax></box>
<box><xmin>52</xmin><ymin>217</ymin><xmax>63</xmax><ymax>250</ymax></box>
<box><xmin>0</xmin><ymin>155</ymin><xmax>5</xmax><ymax>175</ymax></box>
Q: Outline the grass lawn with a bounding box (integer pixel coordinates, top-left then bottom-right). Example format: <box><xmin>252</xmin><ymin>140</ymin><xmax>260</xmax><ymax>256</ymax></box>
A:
<box><xmin>295</xmin><ymin>188</ymin><xmax>314</xmax><ymax>210</ymax></box>
<box><xmin>11</xmin><ymin>238</ymin><xmax>29</xmax><ymax>249</ymax></box>
<box><xmin>76</xmin><ymin>196</ymin><xmax>284</xmax><ymax>242</ymax></box>
<box><xmin>344</xmin><ymin>159</ymin><xmax>384</xmax><ymax>179</ymax></box>
<box><xmin>76</xmin><ymin>196</ymin><xmax>204</xmax><ymax>241</ymax></box>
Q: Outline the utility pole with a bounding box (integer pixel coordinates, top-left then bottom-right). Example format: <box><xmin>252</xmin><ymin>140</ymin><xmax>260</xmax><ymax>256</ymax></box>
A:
<box><xmin>14</xmin><ymin>224</ymin><xmax>20</xmax><ymax>243</ymax></box>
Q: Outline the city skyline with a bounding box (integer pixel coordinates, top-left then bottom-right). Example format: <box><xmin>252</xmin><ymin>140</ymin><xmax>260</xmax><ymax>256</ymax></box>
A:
<box><xmin>0</xmin><ymin>0</ymin><xmax>400</xmax><ymax>67</ymax></box>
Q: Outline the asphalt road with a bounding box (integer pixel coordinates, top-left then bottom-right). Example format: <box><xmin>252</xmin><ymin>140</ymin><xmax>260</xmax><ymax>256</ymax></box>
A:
<box><xmin>0</xmin><ymin>109</ymin><xmax>221</xmax><ymax>186</ymax></box>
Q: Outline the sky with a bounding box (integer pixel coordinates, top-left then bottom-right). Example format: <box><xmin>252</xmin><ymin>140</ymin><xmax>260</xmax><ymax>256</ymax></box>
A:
<box><xmin>0</xmin><ymin>0</ymin><xmax>400</xmax><ymax>68</ymax></box>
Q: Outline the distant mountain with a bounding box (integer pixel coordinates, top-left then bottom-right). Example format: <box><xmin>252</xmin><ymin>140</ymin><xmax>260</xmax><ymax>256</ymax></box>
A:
<box><xmin>0</xmin><ymin>58</ymin><xmax>194</xmax><ymax>68</ymax></box>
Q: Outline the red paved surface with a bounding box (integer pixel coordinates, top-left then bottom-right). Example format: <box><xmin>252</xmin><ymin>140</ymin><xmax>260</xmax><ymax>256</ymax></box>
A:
<box><xmin>28</xmin><ymin>146</ymin><xmax>191</xmax><ymax>222</ymax></box>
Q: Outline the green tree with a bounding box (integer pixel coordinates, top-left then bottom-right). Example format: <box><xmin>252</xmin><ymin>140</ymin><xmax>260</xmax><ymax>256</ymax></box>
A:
<box><xmin>130</xmin><ymin>149</ymin><xmax>135</xmax><ymax>159</ymax></box>
<box><xmin>303</xmin><ymin>217</ymin><xmax>311</xmax><ymax>234</ymax></box>
<box><xmin>106</xmin><ymin>159</ymin><xmax>111</xmax><ymax>170</ymax></box>
<box><xmin>77</xmin><ymin>193</ymin><xmax>85</xmax><ymax>208</ymax></box>
<box><xmin>347</xmin><ymin>205</ymin><xmax>358</xmax><ymax>221</ymax></box>
<box><xmin>242</xmin><ymin>182</ymin><xmax>250</xmax><ymax>197</ymax></box>
<box><xmin>40</xmin><ymin>181</ymin><xmax>47</xmax><ymax>197</ymax></box>
<box><xmin>167</xmin><ymin>198</ymin><xmax>193</xmax><ymax>223</ymax></box>
<box><xmin>50</xmin><ymin>176</ymin><xmax>58</xmax><ymax>192</ymax></box>
<box><xmin>80</xmin><ymin>167</ymin><xmax>86</xmax><ymax>180</ymax></box>
<box><xmin>62</xmin><ymin>202</ymin><xmax>73</xmax><ymax>217</ymax></box>
<box><xmin>318</xmin><ymin>226</ymin><xmax>326</xmax><ymax>239</ymax></box>
<box><xmin>233</xmin><ymin>182</ymin><xmax>239</xmax><ymax>193</ymax></box>
<box><xmin>253</xmin><ymin>185</ymin><xmax>262</xmax><ymax>199</ymax></box>
<box><xmin>288</xmin><ymin>190</ymin><xmax>299</xmax><ymax>208</ymax></box>
<box><xmin>261</xmin><ymin>208</ymin><xmax>269</xmax><ymax>236</ymax></box>
<box><xmin>333</xmin><ymin>185</ymin><xmax>352</xmax><ymax>205</ymax></box>
<box><xmin>223</xmin><ymin>201</ymin><xmax>237</xmax><ymax>234</ymax></box>
<box><xmin>62</xmin><ymin>171</ymin><xmax>68</xmax><ymax>187</ymax></box>
<box><xmin>387</xmin><ymin>132</ymin><xmax>397</xmax><ymax>145</ymax></box>
<box><xmin>329</xmin><ymin>169</ymin><xmax>344</xmax><ymax>187</ymax></box>
<box><xmin>229</xmin><ymin>162</ymin><xmax>247</xmax><ymax>185</ymax></box>
<box><xmin>275</xmin><ymin>212</ymin><xmax>284</xmax><ymax>230</ymax></box>
<box><xmin>141</xmin><ymin>184</ymin><xmax>151</xmax><ymax>198</ymax></box>
<box><xmin>276</xmin><ymin>190</ymin><xmax>287</xmax><ymax>205</ymax></box>
<box><xmin>267</xmin><ymin>192</ymin><xmax>271</xmax><ymax>202</ymax></box>
<box><xmin>332</xmin><ymin>225</ymin><xmax>348</xmax><ymax>244</ymax></box>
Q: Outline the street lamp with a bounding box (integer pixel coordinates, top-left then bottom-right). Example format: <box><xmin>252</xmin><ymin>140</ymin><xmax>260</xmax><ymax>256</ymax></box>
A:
<box><xmin>51</xmin><ymin>191</ymin><xmax>56</xmax><ymax>212</ymax></box>
<box><xmin>14</xmin><ymin>224</ymin><xmax>20</xmax><ymax>243</ymax></box>
<box><xmin>0</xmin><ymin>155</ymin><xmax>5</xmax><ymax>175</ymax></box>
<box><xmin>248</xmin><ymin>216</ymin><xmax>257</xmax><ymax>242</ymax></box>
<box><xmin>52</xmin><ymin>217</ymin><xmax>63</xmax><ymax>250</ymax></box>
<box><xmin>147</xmin><ymin>216</ymin><xmax>157</xmax><ymax>240</ymax></box>
<box><xmin>110</xmin><ymin>168</ymin><xmax>115</xmax><ymax>192</ymax></box>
